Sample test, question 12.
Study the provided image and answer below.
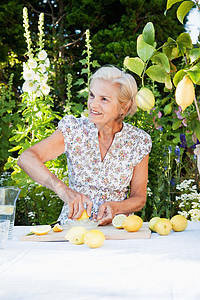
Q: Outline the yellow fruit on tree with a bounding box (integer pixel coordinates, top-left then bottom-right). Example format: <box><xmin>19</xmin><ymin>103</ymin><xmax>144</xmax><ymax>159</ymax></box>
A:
<box><xmin>175</xmin><ymin>76</ymin><xmax>195</xmax><ymax>111</ymax></box>
<box><xmin>84</xmin><ymin>229</ymin><xmax>105</xmax><ymax>248</ymax></box>
<box><xmin>122</xmin><ymin>215</ymin><xmax>143</xmax><ymax>232</ymax></box>
<box><xmin>170</xmin><ymin>215</ymin><xmax>188</xmax><ymax>232</ymax></box>
<box><xmin>136</xmin><ymin>87</ymin><xmax>155</xmax><ymax>113</ymax></box>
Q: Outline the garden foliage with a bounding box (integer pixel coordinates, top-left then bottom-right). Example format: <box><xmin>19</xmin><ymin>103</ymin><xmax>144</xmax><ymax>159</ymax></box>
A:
<box><xmin>0</xmin><ymin>1</ymin><xmax>199</xmax><ymax>224</ymax></box>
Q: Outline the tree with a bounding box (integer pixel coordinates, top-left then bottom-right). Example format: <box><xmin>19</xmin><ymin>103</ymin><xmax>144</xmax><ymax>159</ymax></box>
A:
<box><xmin>0</xmin><ymin>0</ymin><xmax>184</xmax><ymax>105</ymax></box>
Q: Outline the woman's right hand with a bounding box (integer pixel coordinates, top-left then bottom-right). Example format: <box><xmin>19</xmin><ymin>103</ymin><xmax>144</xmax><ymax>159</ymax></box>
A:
<box><xmin>55</xmin><ymin>184</ymin><xmax>93</xmax><ymax>220</ymax></box>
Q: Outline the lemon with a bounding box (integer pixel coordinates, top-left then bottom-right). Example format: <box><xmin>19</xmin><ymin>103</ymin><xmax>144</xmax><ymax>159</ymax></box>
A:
<box><xmin>84</xmin><ymin>229</ymin><xmax>105</xmax><ymax>248</ymax></box>
<box><xmin>155</xmin><ymin>218</ymin><xmax>172</xmax><ymax>236</ymax></box>
<box><xmin>112</xmin><ymin>214</ymin><xmax>127</xmax><ymax>229</ymax></box>
<box><xmin>52</xmin><ymin>223</ymin><xmax>63</xmax><ymax>232</ymax></box>
<box><xmin>175</xmin><ymin>76</ymin><xmax>195</xmax><ymax>111</ymax></box>
<box><xmin>65</xmin><ymin>226</ymin><xmax>87</xmax><ymax>245</ymax></box>
<box><xmin>136</xmin><ymin>87</ymin><xmax>155</xmax><ymax>113</ymax></box>
<box><xmin>149</xmin><ymin>217</ymin><xmax>160</xmax><ymax>232</ymax></box>
<box><xmin>170</xmin><ymin>215</ymin><xmax>188</xmax><ymax>232</ymax></box>
<box><xmin>77</xmin><ymin>209</ymin><xmax>90</xmax><ymax>221</ymax></box>
<box><xmin>122</xmin><ymin>215</ymin><xmax>143</xmax><ymax>232</ymax></box>
<box><xmin>31</xmin><ymin>225</ymin><xmax>51</xmax><ymax>235</ymax></box>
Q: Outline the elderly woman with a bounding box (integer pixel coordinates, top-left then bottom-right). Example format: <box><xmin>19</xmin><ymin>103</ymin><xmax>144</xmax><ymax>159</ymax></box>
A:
<box><xmin>18</xmin><ymin>66</ymin><xmax>152</xmax><ymax>225</ymax></box>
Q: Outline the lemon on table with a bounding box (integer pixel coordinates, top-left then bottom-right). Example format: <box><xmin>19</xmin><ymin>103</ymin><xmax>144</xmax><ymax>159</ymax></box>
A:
<box><xmin>122</xmin><ymin>215</ymin><xmax>143</xmax><ymax>232</ymax></box>
<box><xmin>170</xmin><ymin>215</ymin><xmax>188</xmax><ymax>232</ymax></box>
<box><xmin>52</xmin><ymin>223</ymin><xmax>63</xmax><ymax>232</ymax></box>
<box><xmin>84</xmin><ymin>229</ymin><xmax>105</xmax><ymax>248</ymax></box>
<box><xmin>149</xmin><ymin>217</ymin><xmax>160</xmax><ymax>232</ymax></box>
<box><xmin>155</xmin><ymin>218</ymin><xmax>172</xmax><ymax>236</ymax></box>
<box><xmin>65</xmin><ymin>226</ymin><xmax>87</xmax><ymax>245</ymax></box>
<box><xmin>77</xmin><ymin>209</ymin><xmax>90</xmax><ymax>221</ymax></box>
<box><xmin>31</xmin><ymin>225</ymin><xmax>51</xmax><ymax>235</ymax></box>
<box><xmin>112</xmin><ymin>214</ymin><xmax>127</xmax><ymax>229</ymax></box>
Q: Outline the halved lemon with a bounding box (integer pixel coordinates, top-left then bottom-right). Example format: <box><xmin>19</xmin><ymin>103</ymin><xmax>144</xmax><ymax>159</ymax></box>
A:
<box><xmin>31</xmin><ymin>225</ymin><xmax>51</xmax><ymax>235</ymax></box>
<box><xmin>77</xmin><ymin>209</ymin><xmax>90</xmax><ymax>221</ymax></box>
<box><xmin>52</xmin><ymin>223</ymin><xmax>63</xmax><ymax>232</ymax></box>
<box><xmin>112</xmin><ymin>214</ymin><xmax>127</xmax><ymax>229</ymax></box>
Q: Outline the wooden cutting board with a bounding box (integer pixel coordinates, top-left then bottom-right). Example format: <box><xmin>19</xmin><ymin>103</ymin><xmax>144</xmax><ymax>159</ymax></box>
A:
<box><xmin>20</xmin><ymin>223</ymin><xmax>151</xmax><ymax>242</ymax></box>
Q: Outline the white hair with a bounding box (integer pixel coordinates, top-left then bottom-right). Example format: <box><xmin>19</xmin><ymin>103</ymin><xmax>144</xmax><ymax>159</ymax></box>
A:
<box><xmin>89</xmin><ymin>66</ymin><xmax>137</xmax><ymax>116</ymax></box>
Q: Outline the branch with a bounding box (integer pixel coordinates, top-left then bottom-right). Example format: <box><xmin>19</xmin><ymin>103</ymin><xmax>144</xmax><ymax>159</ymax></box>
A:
<box><xmin>194</xmin><ymin>95</ymin><xmax>200</xmax><ymax>122</ymax></box>
<box><xmin>24</xmin><ymin>1</ymin><xmax>56</xmax><ymax>22</ymax></box>
<box><xmin>60</xmin><ymin>32</ymin><xmax>86</xmax><ymax>49</ymax></box>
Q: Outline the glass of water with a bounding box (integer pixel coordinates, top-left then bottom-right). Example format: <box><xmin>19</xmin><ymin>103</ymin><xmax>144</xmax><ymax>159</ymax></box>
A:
<box><xmin>0</xmin><ymin>220</ymin><xmax>10</xmax><ymax>248</ymax></box>
<box><xmin>0</xmin><ymin>187</ymin><xmax>21</xmax><ymax>239</ymax></box>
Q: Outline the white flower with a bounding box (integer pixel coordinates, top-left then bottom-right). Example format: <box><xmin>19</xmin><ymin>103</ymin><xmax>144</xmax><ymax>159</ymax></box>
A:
<box><xmin>33</xmin><ymin>73</ymin><xmax>41</xmax><ymax>83</ymax></box>
<box><xmin>81</xmin><ymin>109</ymin><xmax>89</xmax><ymax>117</ymax></box>
<box><xmin>44</xmin><ymin>57</ymin><xmax>50</xmax><ymax>67</ymax></box>
<box><xmin>35</xmin><ymin>90</ymin><xmax>42</xmax><ymax>97</ymax></box>
<box><xmin>40</xmin><ymin>74</ymin><xmax>48</xmax><ymax>83</ymax></box>
<box><xmin>22</xmin><ymin>80</ymin><xmax>38</xmax><ymax>93</ymax></box>
<box><xmin>38</xmin><ymin>50</ymin><xmax>47</xmax><ymax>60</ymax></box>
<box><xmin>40</xmin><ymin>83</ymin><xmax>50</xmax><ymax>95</ymax></box>
<box><xmin>28</xmin><ymin>58</ymin><xmax>37</xmax><ymax>69</ymax></box>
<box><xmin>38</xmin><ymin>64</ymin><xmax>46</xmax><ymax>74</ymax></box>
<box><xmin>36</xmin><ymin>111</ymin><xmax>43</xmax><ymax>118</ymax></box>
<box><xmin>23</xmin><ymin>68</ymin><xmax>35</xmax><ymax>81</ymax></box>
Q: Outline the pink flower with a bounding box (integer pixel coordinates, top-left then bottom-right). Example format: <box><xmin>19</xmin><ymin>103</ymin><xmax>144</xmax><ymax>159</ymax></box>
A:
<box><xmin>158</xmin><ymin>111</ymin><xmax>162</xmax><ymax>118</ymax></box>
<box><xmin>182</xmin><ymin>119</ymin><xmax>187</xmax><ymax>127</ymax></box>
<box><xmin>174</xmin><ymin>107</ymin><xmax>184</xmax><ymax>120</ymax></box>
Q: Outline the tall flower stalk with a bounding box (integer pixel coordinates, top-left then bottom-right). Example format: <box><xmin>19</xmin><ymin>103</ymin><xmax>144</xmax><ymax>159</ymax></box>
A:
<box><xmin>22</xmin><ymin>7</ymin><xmax>50</xmax><ymax>102</ymax></box>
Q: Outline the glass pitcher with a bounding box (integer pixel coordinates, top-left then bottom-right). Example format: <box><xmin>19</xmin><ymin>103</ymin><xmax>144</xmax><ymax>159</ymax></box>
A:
<box><xmin>0</xmin><ymin>186</ymin><xmax>21</xmax><ymax>239</ymax></box>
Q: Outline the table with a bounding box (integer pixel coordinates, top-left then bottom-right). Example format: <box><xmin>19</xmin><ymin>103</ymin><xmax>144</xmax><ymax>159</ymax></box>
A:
<box><xmin>0</xmin><ymin>221</ymin><xmax>200</xmax><ymax>300</ymax></box>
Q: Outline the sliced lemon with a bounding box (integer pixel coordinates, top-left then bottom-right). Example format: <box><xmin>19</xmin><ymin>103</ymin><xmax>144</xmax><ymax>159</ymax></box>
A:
<box><xmin>112</xmin><ymin>214</ymin><xmax>127</xmax><ymax>229</ymax></box>
<box><xmin>31</xmin><ymin>225</ymin><xmax>51</xmax><ymax>235</ymax></box>
<box><xmin>77</xmin><ymin>209</ymin><xmax>90</xmax><ymax>221</ymax></box>
<box><xmin>0</xmin><ymin>205</ymin><xmax>14</xmax><ymax>215</ymax></box>
<box><xmin>52</xmin><ymin>223</ymin><xmax>63</xmax><ymax>232</ymax></box>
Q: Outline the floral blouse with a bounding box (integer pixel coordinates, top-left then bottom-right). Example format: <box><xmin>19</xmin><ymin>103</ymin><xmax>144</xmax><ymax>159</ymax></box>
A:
<box><xmin>58</xmin><ymin>115</ymin><xmax>152</xmax><ymax>224</ymax></box>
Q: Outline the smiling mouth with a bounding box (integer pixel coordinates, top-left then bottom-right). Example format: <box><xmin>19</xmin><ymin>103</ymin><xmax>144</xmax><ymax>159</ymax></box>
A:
<box><xmin>90</xmin><ymin>109</ymin><xmax>102</xmax><ymax>115</ymax></box>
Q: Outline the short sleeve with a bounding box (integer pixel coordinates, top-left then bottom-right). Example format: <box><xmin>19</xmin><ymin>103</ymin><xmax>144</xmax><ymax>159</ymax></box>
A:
<box><xmin>132</xmin><ymin>130</ymin><xmax>152</xmax><ymax>166</ymax></box>
<box><xmin>58</xmin><ymin>114</ymin><xmax>80</xmax><ymax>153</ymax></box>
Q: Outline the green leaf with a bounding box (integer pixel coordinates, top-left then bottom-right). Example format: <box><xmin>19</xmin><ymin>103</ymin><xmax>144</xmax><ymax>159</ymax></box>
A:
<box><xmin>188</xmin><ymin>49</ymin><xmax>200</xmax><ymax>63</ymax></box>
<box><xmin>151</xmin><ymin>52</ymin><xmax>170</xmax><ymax>73</ymax></box>
<box><xmin>172</xmin><ymin>119</ymin><xmax>182</xmax><ymax>130</ymax></box>
<box><xmin>186</xmin><ymin>66</ymin><xmax>200</xmax><ymax>84</ymax></box>
<box><xmin>162</xmin><ymin>38</ymin><xmax>178</xmax><ymax>60</ymax></box>
<box><xmin>146</xmin><ymin>65</ymin><xmax>167</xmax><ymax>83</ymax></box>
<box><xmin>173</xmin><ymin>69</ymin><xmax>185</xmax><ymax>86</ymax></box>
<box><xmin>176</xmin><ymin>33</ymin><xmax>193</xmax><ymax>50</ymax></box>
<box><xmin>137</xmin><ymin>34</ymin><xmax>155</xmax><ymax>62</ymax></box>
<box><xmin>124</xmin><ymin>57</ymin><xmax>144</xmax><ymax>76</ymax></box>
<box><xmin>165</xmin><ymin>74</ymin><xmax>173</xmax><ymax>89</ymax></box>
<box><xmin>164</xmin><ymin>103</ymin><xmax>172</xmax><ymax>115</ymax></box>
<box><xmin>177</xmin><ymin>1</ymin><xmax>195</xmax><ymax>24</ymax></box>
<box><xmin>166</xmin><ymin>0</ymin><xmax>183</xmax><ymax>10</ymax></box>
<box><xmin>8</xmin><ymin>145</ymin><xmax>22</xmax><ymax>152</ymax></box>
<box><xmin>143</xmin><ymin>22</ymin><xmax>155</xmax><ymax>46</ymax></box>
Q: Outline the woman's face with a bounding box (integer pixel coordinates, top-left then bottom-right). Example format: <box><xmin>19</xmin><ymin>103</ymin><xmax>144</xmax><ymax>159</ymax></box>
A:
<box><xmin>88</xmin><ymin>79</ymin><xmax>122</xmax><ymax>128</ymax></box>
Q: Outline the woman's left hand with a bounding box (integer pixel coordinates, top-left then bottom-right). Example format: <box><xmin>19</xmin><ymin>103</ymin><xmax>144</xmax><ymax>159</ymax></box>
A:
<box><xmin>97</xmin><ymin>202</ymin><xmax>115</xmax><ymax>225</ymax></box>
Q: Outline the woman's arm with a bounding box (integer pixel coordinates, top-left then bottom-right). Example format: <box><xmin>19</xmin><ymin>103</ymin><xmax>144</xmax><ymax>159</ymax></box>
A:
<box><xmin>17</xmin><ymin>129</ymin><xmax>92</xmax><ymax>218</ymax></box>
<box><xmin>97</xmin><ymin>154</ymin><xmax>149</xmax><ymax>225</ymax></box>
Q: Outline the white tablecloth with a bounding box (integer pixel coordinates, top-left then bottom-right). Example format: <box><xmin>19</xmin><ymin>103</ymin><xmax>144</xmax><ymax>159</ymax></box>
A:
<box><xmin>0</xmin><ymin>222</ymin><xmax>200</xmax><ymax>300</ymax></box>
